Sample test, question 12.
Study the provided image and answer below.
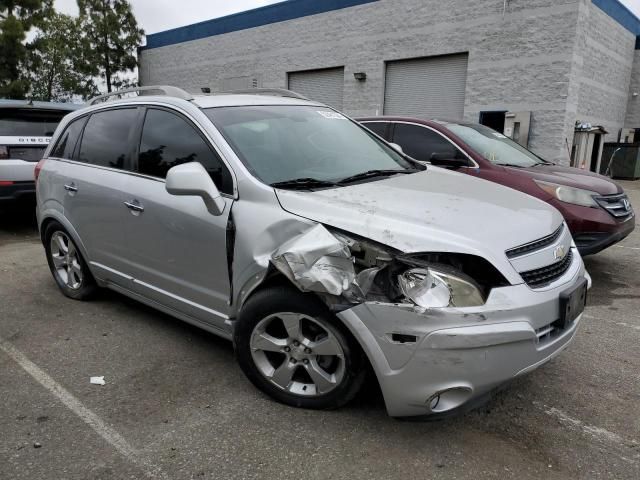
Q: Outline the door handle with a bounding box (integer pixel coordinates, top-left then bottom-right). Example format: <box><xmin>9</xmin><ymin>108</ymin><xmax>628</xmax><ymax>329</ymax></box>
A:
<box><xmin>64</xmin><ymin>183</ymin><xmax>78</xmax><ymax>192</ymax></box>
<box><xmin>124</xmin><ymin>200</ymin><xmax>144</xmax><ymax>212</ymax></box>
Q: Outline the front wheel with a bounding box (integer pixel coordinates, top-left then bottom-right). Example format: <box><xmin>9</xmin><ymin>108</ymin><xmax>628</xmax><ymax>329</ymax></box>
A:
<box><xmin>234</xmin><ymin>286</ymin><xmax>366</xmax><ymax>410</ymax></box>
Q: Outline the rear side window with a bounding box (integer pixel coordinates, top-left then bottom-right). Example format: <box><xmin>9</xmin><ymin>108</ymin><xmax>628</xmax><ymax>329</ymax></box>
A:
<box><xmin>51</xmin><ymin>118</ymin><xmax>85</xmax><ymax>159</ymax></box>
<box><xmin>363</xmin><ymin>122</ymin><xmax>389</xmax><ymax>139</ymax></box>
<box><xmin>137</xmin><ymin>108</ymin><xmax>233</xmax><ymax>194</ymax></box>
<box><xmin>0</xmin><ymin>108</ymin><xmax>67</xmax><ymax>136</ymax></box>
<box><xmin>393</xmin><ymin>123</ymin><xmax>468</xmax><ymax>164</ymax></box>
<box><xmin>78</xmin><ymin>108</ymin><xmax>138</xmax><ymax>169</ymax></box>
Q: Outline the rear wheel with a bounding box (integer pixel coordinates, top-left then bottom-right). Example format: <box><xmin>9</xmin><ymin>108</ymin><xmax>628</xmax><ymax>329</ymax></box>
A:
<box><xmin>44</xmin><ymin>222</ymin><xmax>96</xmax><ymax>300</ymax></box>
<box><xmin>234</xmin><ymin>286</ymin><xmax>366</xmax><ymax>410</ymax></box>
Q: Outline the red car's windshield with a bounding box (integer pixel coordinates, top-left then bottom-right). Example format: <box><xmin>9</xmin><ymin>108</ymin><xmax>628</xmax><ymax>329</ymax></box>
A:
<box><xmin>445</xmin><ymin>123</ymin><xmax>546</xmax><ymax>168</ymax></box>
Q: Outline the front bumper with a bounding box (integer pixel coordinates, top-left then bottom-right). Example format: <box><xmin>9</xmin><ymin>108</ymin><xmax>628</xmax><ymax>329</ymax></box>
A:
<box><xmin>338</xmin><ymin>255</ymin><xmax>588</xmax><ymax>417</ymax></box>
<box><xmin>549</xmin><ymin>198</ymin><xmax>635</xmax><ymax>256</ymax></box>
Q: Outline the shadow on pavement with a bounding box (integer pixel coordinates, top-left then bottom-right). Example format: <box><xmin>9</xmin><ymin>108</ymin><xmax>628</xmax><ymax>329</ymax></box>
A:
<box><xmin>0</xmin><ymin>199</ymin><xmax>39</xmax><ymax>244</ymax></box>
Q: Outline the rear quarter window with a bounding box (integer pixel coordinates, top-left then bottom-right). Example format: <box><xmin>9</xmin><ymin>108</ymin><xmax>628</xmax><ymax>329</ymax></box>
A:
<box><xmin>51</xmin><ymin>117</ymin><xmax>86</xmax><ymax>160</ymax></box>
<box><xmin>78</xmin><ymin>108</ymin><xmax>138</xmax><ymax>170</ymax></box>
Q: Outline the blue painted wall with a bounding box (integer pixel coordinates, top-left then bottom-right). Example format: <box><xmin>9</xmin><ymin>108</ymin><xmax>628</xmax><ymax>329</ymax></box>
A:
<box><xmin>143</xmin><ymin>0</ymin><xmax>379</xmax><ymax>50</ymax></box>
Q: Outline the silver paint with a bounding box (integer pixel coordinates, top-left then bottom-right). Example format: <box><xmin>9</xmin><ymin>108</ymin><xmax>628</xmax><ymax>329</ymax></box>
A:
<box><xmin>37</xmin><ymin>92</ymin><xmax>589</xmax><ymax>416</ymax></box>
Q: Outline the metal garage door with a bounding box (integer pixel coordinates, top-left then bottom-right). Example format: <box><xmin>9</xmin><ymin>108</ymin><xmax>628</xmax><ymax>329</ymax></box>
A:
<box><xmin>384</xmin><ymin>54</ymin><xmax>469</xmax><ymax>120</ymax></box>
<box><xmin>288</xmin><ymin>67</ymin><xmax>344</xmax><ymax>110</ymax></box>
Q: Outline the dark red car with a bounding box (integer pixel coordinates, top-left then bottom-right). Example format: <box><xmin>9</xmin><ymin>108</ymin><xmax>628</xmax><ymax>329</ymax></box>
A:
<box><xmin>358</xmin><ymin>117</ymin><xmax>635</xmax><ymax>255</ymax></box>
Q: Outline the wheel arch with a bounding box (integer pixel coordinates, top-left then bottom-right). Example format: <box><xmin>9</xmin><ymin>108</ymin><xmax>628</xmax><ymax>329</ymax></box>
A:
<box><xmin>39</xmin><ymin>211</ymin><xmax>92</xmax><ymax>274</ymax></box>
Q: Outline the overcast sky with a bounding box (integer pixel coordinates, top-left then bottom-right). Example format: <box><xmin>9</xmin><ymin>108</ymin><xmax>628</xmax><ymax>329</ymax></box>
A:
<box><xmin>55</xmin><ymin>0</ymin><xmax>640</xmax><ymax>37</ymax></box>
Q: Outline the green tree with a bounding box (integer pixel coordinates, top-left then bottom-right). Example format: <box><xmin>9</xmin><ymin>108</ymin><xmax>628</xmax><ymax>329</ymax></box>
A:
<box><xmin>77</xmin><ymin>0</ymin><xmax>144</xmax><ymax>93</ymax></box>
<box><xmin>0</xmin><ymin>0</ymin><xmax>52</xmax><ymax>98</ymax></box>
<box><xmin>29</xmin><ymin>12</ymin><xmax>99</xmax><ymax>101</ymax></box>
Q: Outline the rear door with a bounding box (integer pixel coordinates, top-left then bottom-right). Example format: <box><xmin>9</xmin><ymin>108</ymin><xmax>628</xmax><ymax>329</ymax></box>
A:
<box><xmin>121</xmin><ymin>107</ymin><xmax>235</xmax><ymax>328</ymax></box>
<box><xmin>62</xmin><ymin>107</ymin><xmax>141</xmax><ymax>284</ymax></box>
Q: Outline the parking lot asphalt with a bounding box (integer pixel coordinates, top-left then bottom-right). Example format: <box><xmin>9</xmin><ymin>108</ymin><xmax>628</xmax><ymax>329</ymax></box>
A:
<box><xmin>1</xmin><ymin>183</ymin><xmax>639</xmax><ymax>480</ymax></box>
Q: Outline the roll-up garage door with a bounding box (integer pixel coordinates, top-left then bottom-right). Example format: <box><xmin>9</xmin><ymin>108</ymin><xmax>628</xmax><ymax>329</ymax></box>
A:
<box><xmin>288</xmin><ymin>67</ymin><xmax>345</xmax><ymax>110</ymax></box>
<box><xmin>384</xmin><ymin>54</ymin><xmax>469</xmax><ymax>120</ymax></box>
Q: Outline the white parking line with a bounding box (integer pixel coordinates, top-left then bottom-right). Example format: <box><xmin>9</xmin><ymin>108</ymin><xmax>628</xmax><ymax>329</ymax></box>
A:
<box><xmin>0</xmin><ymin>336</ymin><xmax>168</xmax><ymax>480</ymax></box>
<box><xmin>615</xmin><ymin>322</ymin><xmax>640</xmax><ymax>331</ymax></box>
<box><xmin>534</xmin><ymin>402</ymin><xmax>639</xmax><ymax>465</ymax></box>
<box><xmin>584</xmin><ymin>314</ymin><xmax>640</xmax><ymax>330</ymax></box>
<box><xmin>615</xmin><ymin>245</ymin><xmax>640</xmax><ymax>251</ymax></box>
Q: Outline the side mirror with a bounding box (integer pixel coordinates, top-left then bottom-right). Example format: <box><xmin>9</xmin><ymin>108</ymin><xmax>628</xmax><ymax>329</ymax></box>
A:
<box><xmin>389</xmin><ymin>142</ymin><xmax>404</xmax><ymax>154</ymax></box>
<box><xmin>165</xmin><ymin>162</ymin><xmax>226</xmax><ymax>216</ymax></box>
<box><xmin>430</xmin><ymin>152</ymin><xmax>469</xmax><ymax>169</ymax></box>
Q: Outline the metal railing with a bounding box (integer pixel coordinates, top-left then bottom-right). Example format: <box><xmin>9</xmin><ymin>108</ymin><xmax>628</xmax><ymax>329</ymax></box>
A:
<box><xmin>89</xmin><ymin>85</ymin><xmax>310</xmax><ymax>106</ymax></box>
<box><xmin>88</xmin><ymin>85</ymin><xmax>195</xmax><ymax>105</ymax></box>
<box><xmin>223</xmin><ymin>88</ymin><xmax>309</xmax><ymax>101</ymax></box>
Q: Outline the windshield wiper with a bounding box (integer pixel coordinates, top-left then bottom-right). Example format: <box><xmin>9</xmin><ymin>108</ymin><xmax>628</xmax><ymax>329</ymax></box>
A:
<box><xmin>270</xmin><ymin>177</ymin><xmax>339</xmax><ymax>190</ymax></box>
<box><xmin>495</xmin><ymin>163</ymin><xmax>526</xmax><ymax>168</ymax></box>
<box><xmin>337</xmin><ymin>169</ymin><xmax>420</xmax><ymax>185</ymax></box>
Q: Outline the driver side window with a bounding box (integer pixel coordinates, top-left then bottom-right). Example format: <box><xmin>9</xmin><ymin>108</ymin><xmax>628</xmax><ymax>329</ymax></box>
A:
<box><xmin>138</xmin><ymin>108</ymin><xmax>234</xmax><ymax>194</ymax></box>
<box><xmin>392</xmin><ymin>123</ymin><xmax>469</xmax><ymax>165</ymax></box>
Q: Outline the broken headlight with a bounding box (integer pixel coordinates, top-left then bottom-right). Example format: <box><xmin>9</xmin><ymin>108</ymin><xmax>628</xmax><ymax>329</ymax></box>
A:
<box><xmin>398</xmin><ymin>267</ymin><xmax>485</xmax><ymax>308</ymax></box>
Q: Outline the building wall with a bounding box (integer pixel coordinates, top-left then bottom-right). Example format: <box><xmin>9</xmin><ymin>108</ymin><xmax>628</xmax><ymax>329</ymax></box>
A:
<box><xmin>570</xmin><ymin>0</ymin><xmax>636</xmax><ymax>145</ymax></box>
<box><xmin>624</xmin><ymin>50</ymin><xmax>640</xmax><ymax>127</ymax></box>
<box><xmin>140</xmin><ymin>0</ymin><xmax>590</xmax><ymax>164</ymax></box>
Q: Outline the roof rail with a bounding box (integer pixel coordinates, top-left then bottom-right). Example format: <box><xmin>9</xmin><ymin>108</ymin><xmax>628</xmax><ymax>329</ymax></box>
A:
<box><xmin>88</xmin><ymin>85</ymin><xmax>194</xmax><ymax>105</ymax></box>
<box><xmin>223</xmin><ymin>88</ymin><xmax>309</xmax><ymax>101</ymax></box>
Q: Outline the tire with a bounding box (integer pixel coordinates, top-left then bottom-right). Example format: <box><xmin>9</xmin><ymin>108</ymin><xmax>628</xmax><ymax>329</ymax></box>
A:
<box><xmin>234</xmin><ymin>286</ymin><xmax>366</xmax><ymax>410</ymax></box>
<box><xmin>44</xmin><ymin>221</ymin><xmax>97</xmax><ymax>300</ymax></box>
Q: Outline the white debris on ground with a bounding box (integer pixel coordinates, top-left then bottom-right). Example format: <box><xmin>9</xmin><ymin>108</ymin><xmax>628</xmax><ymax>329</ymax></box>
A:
<box><xmin>89</xmin><ymin>376</ymin><xmax>106</xmax><ymax>386</ymax></box>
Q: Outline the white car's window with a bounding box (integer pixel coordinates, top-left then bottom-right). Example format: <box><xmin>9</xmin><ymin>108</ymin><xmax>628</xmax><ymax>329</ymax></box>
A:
<box><xmin>205</xmin><ymin>106</ymin><xmax>417</xmax><ymax>186</ymax></box>
<box><xmin>78</xmin><ymin>108</ymin><xmax>138</xmax><ymax>170</ymax></box>
<box><xmin>0</xmin><ymin>108</ymin><xmax>67</xmax><ymax>137</ymax></box>
<box><xmin>51</xmin><ymin>118</ymin><xmax>85</xmax><ymax>160</ymax></box>
<box><xmin>137</xmin><ymin>108</ymin><xmax>234</xmax><ymax>194</ymax></box>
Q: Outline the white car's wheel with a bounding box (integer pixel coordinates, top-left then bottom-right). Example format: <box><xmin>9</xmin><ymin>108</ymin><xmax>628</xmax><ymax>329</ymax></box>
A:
<box><xmin>235</xmin><ymin>286</ymin><xmax>366</xmax><ymax>410</ymax></box>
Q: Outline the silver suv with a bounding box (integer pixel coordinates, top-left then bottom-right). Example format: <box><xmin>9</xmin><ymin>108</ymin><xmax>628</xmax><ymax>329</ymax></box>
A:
<box><xmin>36</xmin><ymin>86</ymin><xmax>590</xmax><ymax>417</ymax></box>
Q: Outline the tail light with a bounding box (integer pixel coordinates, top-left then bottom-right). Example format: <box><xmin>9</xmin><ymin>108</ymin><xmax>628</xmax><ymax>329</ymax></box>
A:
<box><xmin>0</xmin><ymin>146</ymin><xmax>8</xmax><ymax>159</ymax></box>
<box><xmin>35</xmin><ymin>158</ymin><xmax>47</xmax><ymax>183</ymax></box>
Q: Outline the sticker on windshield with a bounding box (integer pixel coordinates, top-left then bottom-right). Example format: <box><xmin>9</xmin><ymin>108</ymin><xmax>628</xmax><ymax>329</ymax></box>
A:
<box><xmin>492</xmin><ymin>132</ymin><xmax>508</xmax><ymax>139</ymax></box>
<box><xmin>317</xmin><ymin>111</ymin><xmax>347</xmax><ymax>120</ymax></box>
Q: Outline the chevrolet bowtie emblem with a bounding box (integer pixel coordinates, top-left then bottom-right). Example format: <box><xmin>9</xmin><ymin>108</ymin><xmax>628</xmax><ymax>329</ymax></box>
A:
<box><xmin>554</xmin><ymin>245</ymin><xmax>566</xmax><ymax>261</ymax></box>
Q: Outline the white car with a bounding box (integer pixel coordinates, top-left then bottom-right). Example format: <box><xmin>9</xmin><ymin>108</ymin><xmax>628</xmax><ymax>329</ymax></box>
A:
<box><xmin>37</xmin><ymin>86</ymin><xmax>590</xmax><ymax>417</ymax></box>
<box><xmin>0</xmin><ymin>100</ymin><xmax>79</xmax><ymax>203</ymax></box>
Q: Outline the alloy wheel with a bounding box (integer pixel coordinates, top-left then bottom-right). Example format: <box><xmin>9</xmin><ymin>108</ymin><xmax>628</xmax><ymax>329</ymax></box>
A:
<box><xmin>50</xmin><ymin>231</ymin><xmax>83</xmax><ymax>290</ymax></box>
<box><xmin>250</xmin><ymin>312</ymin><xmax>346</xmax><ymax>397</ymax></box>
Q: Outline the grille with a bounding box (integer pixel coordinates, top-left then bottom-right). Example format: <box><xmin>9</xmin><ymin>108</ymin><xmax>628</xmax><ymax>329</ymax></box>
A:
<box><xmin>505</xmin><ymin>224</ymin><xmax>564</xmax><ymax>259</ymax></box>
<box><xmin>595</xmin><ymin>194</ymin><xmax>633</xmax><ymax>219</ymax></box>
<box><xmin>520</xmin><ymin>250</ymin><xmax>573</xmax><ymax>288</ymax></box>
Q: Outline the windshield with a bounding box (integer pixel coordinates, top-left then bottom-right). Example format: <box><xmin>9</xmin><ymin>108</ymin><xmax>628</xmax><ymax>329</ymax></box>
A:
<box><xmin>445</xmin><ymin>123</ymin><xmax>545</xmax><ymax>167</ymax></box>
<box><xmin>0</xmin><ymin>108</ymin><xmax>67</xmax><ymax>137</ymax></box>
<box><xmin>205</xmin><ymin>105</ymin><xmax>415</xmax><ymax>185</ymax></box>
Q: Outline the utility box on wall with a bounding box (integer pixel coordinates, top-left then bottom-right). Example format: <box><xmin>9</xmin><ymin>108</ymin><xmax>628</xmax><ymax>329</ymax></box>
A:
<box><xmin>504</xmin><ymin>111</ymin><xmax>531</xmax><ymax>147</ymax></box>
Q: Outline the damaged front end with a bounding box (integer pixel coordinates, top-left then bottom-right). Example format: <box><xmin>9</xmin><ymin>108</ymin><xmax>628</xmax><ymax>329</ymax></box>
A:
<box><xmin>270</xmin><ymin>223</ymin><xmax>509</xmax><ymax>312</ymax></box>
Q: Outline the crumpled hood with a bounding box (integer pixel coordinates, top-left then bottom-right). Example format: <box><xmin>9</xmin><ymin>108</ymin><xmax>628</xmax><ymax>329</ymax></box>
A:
<box><xmin>276</xmin><ymin>168</ymin><xmax>563</xmax><ymax>263</ymax></box>
<box><xmin>509</xmin><ymin>164</ymin><xmax>622</xmax><ymax>195</ymax></box>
